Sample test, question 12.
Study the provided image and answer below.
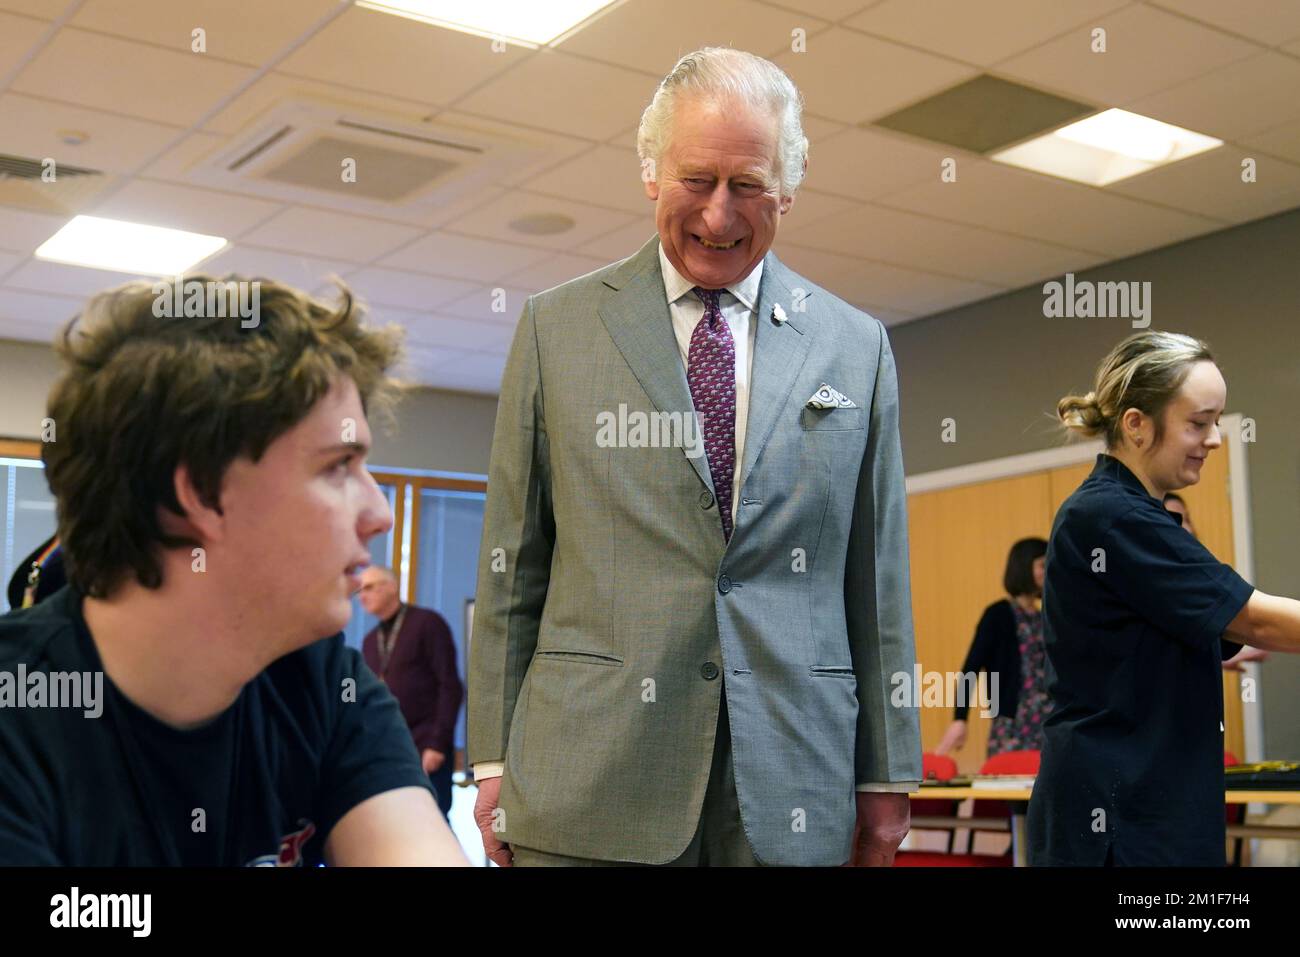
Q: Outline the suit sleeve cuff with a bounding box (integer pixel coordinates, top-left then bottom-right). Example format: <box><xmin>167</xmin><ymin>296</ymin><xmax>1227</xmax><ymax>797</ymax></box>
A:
<box><xmin>472</xmin><ymin>761</ymin><xmax>505</xmax><ymax>780</ymax></box>
<box><xmin>857</xmin><ymin>781</ymin><xmax>922</xmax><ymax>793</ymax></box>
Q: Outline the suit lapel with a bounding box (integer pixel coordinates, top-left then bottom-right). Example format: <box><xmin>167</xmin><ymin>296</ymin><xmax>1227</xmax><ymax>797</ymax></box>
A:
<box><xmin>597</xmin><ymin>236</ymin><xmax>714</xmax><ymax>495</ymax></box>
<box><xmin>739</xmin><ymin>252</ymin><xmax>814</xmax><ymax>492</ymax></box>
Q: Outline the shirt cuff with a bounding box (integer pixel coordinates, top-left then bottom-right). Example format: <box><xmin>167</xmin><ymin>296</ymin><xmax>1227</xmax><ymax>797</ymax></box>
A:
<box><xmin>472</xmin><ymin>761</ymin><xmax>504</xmax><ymax>780</ymax></box>
<box><xmin>857</xmin><ymin>781</ymin><xmax>922</xmax><ymax>793</ymax></box>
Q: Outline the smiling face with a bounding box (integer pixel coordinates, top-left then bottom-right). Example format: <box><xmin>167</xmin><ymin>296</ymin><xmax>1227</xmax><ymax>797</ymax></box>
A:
<box><xmin>643</xmin><ymin>94</ymin><xmax>794</xmax><ymax>289</ymax></box>
<box><xmin>1127</xmin><ymin>360</ymin><xmax>1226</xmax><ymax>495</ymax></box>
<box><xmin>215</xmin><ymin>376</ymin><xmax>392</xmax><ymax>652</ymax></box>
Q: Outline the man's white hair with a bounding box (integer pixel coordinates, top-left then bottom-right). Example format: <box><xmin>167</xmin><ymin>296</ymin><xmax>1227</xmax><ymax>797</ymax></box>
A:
<box><xmin>636</xmin><ymin>46</ymin><xmax>809</xmax><ymax>199</ymax></box>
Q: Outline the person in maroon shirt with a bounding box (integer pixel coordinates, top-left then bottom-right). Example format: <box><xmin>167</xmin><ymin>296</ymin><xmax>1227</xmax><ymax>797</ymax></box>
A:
<box><xmin>358</xmin><ymin>566</ymin><xmax>464</xmax><ymax>818</ymax></box>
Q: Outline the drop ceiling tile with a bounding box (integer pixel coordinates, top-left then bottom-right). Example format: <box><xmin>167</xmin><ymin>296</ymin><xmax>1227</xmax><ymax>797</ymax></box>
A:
<box><xmin>138</xmin><ymin>131</ymin><xmax>226</xmax><ymax>182</ymax></box>
<box><xmin>275</xmin><ymin>4</ymin><xmax>526</xmax><ymax>106</ymax></box>
<box><xmin>0</xmin><ymin>207</ymin><xmax>69</xmax><ymax>254</ymax></box>
<box><xmin>0</xmin><ymin>315</ymin><xmax>58</xmax><ymax>344</ymax></box>
<box><xmin>239</xmin><ymin>207</ymin><xmax>424</xmax><ymax>262</ymax></box>
<box><xmin>0</xmin><ymin>251</ymin><xmax>20</xmax><ymax>276</ymax></box>
<box><xmin>847</xmin><ymin>0</ymin><xmax>1130</xmax><ymax>67</ymax></box>
<box><xmin>0</xmin><ymin>10</ymin><xmax>50</xmax><ymax>69</ymax></box>
<box><xmin>772</xmin><ymin>27</ymin><xmax>975</xmax><ymax>124</ymax></box>
<box><xmin>756</xmin><ymin>0</ymin><xmax>876</xmax><ymax>20</ymax></box>
<box><xmin>1111</xmin><ymin>148</ymin><xmax>1300</xmax><ymax>225</ymax></box>
<box><xmin>819</xmin><ymin>257</ymin><xmax>1006</xmax><ymax>314</ymax></box>
<box><xmin>779</xmin><ymin>187</ymin><xmax>857</xmax><ymax>232</ymax></box>
<box><xmin>12</xmin><ymin>27</ymin><xmax>256</xmax><ymax>127</ymax></box>
<box><xmin>852</xmin><ymin>302</ymin><xmax>916</xmax><ymax>327</ymax></box>
<box><xmin>504</xmin><ymin>252</ymin><xmax>612</xmax><ymax>292</ymax></box>
<box><xmin>431</xmin><ymin>350</ymin><xmax>506</xmax><ymax>380</ymax></box>
<box><xmin>995</xmin><ymin>4</ymin><xmax>1258</xmax><ymax>107</ymax></box>
<box><xmin>1124</xmin><ymin>52</ymin><xmax>1300</xmax><ymax>141</ymax></box>
<box><xmin>379</xmin><ymin>232</ymin><xmax>551</xmax><ymax>282</ymax></box>
<box><xmin>771</xmin><ymin>242</ymin><xmax>875</xmax><ymax>289</ymax></box>
<box><xmin>519</xmin><ymin>146</ymin><xmax>648</xmax><ymax>214</ymax></box>
<box><xmin>427</xmin><ymin>111</ymin><xmax>592</xmax><ymax>189</ymax></box>
<box><xmin>5</xmin><ymin>258</ymin><xmax>148</xmax><ymax>298</ymax></box>
<box><xmin>0</xmin><ymin>93</ymin><xmax>182</xmax><ymax>175</ymax></box>
<box><xmin>70</xmin><ymin>0</ymin><xmax>344</xmax><ymax>67</ymax></box>
<box><xmin>804</xmin><ymin>126</ymin><xmax>955</xmax><ymax>200</ymax></box>
<box><xmin>1242</xmin><ymin>117</ymin><xmax>1300</xmax><ymax>165</ymax></box>
<box><xmin>783</xmin><ymin>199</ymin><xmax>1101</xmax><ymax>286</ymax></box>
<box><xmin>203</xmin><ymin>70</ymin><xmax>445</xmax><ymax>137</ymax></box>
<box><xmin>557</xmin><ymin>0</ymin><xmax>825</xmax><ymax>73</ymax></box>
<box><xmin>1148</xmin><ymin>0</ymin><xmax>1300</xmax><ymax>46</ymax></box>
<box><xmin>576</xmin><ymin>219</ymin><xmax>657</xmax><ymax>259</ymax></box>
<box><xmin>340</xmin><ymin>266</ymin><xmax>479</xmax><ymax>311</ymax></box>
<box><xmin>448</xmin><ymin>189</ymin><xmax>637</xmax><ymax>250</ymax></box>
<box><xmin>402</xmin><ymin>313</ymin><xmax>515</xmax><ymax>352</ymax></box>
<box><xmin>0</xmin><ymin>287</ymin><xmax>83</xmax><ymax>329</ymax></box>
<box><xmin>0</xmin><ymin>1</ymin><xmax>67</xmax><ymax>18</ymax></box>
<box><xmin>197</xmin><ymin>245</ymin><xmax>358</xmax><ymax>291</ymax></box>
<box><xmin>90</xmin><ymin>179</ymin><xmax>282</xmax><ymax>240</ymax></box>
<box><xmin>454</xmin><ymin>49</ymin><xmax>656</xmax><ymax>141</ymax></box>
<box><xmin>871</xmin><ymin>159</ymin><xmax>1224</xmax><ymax>257</ymax></box>
<box><xmin>440</xmin><ymin>285</ymin><xmax>535</xmax><ymax>324</ymax></box>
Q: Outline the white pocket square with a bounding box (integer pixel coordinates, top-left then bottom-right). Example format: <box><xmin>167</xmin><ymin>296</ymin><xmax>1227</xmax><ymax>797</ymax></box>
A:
<box><xmin>806</xmin><ymin>383</ymin><xmax>857</xmax><ymax>409</ymax></box>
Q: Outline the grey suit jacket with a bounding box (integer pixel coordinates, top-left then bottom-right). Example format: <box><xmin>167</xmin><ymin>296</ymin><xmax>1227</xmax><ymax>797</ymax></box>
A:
<box><xmin>468</xmin><ymin>235</ymin><xmax>921</xmax><ymax>865</ymax></box>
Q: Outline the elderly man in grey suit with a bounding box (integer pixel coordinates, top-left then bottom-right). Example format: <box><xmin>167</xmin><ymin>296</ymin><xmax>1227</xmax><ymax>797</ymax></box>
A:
<box><xmin>469</xmin><ymin>46</ymin><xmax>921</xmax><ymax>867</ymax></box>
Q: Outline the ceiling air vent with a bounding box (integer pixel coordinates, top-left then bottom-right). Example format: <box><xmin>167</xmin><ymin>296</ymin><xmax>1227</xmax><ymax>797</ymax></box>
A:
<box><xmin>191</xmin><ymin>98</ymin><xmax>550</xmax><ymax>212</ymax></box>
<box><xmin>0</xmin><ymin>152</ymin><xmax>110</xmax><ymax>215</ymax></box>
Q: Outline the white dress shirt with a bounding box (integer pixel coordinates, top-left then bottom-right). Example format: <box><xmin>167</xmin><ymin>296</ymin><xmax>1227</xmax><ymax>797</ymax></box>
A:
<box><xmin>658</xmin><ymin>240</ymin><xmax>759</xmax><ymax>526</ymax></box>
<box><xmin>474</xmin><ymin>241</ymin><xmax>918</xmax><ymax>795</ymax></box>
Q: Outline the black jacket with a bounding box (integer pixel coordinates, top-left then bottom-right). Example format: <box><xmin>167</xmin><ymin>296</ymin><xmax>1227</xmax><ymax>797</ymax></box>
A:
<box><xmin>954</xmin><ymin>598</ymin><xmax>1022</xmax><ymax>722</ymax></box>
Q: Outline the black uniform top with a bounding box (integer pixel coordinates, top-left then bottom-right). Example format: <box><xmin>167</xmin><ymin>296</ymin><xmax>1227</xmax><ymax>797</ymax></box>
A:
<box><xmin>0</xmin><ymin>586</ymin><xmax>432</xmax><ymax>865</ymax></box>
<box><xmin>1027</xmin><ymin>453</ymin><xmax>1252</xmax><ymax>866</ymax></box>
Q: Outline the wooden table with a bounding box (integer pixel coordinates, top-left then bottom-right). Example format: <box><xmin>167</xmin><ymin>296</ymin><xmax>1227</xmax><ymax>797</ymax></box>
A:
<box><xmin>908</xmin><ymin>786</ymin><xmax>1300</xmax><ymax>866</ymax></box>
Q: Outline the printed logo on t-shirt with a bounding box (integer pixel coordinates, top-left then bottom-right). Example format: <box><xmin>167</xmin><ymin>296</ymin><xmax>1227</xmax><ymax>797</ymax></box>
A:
<box><xmin>245</xmin><ymin>819</ymin><xmax>316</xmax><ymax>867</ymax></box>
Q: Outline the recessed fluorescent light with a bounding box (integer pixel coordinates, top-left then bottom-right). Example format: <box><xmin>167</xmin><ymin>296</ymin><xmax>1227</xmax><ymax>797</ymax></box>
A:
<box><xmin>356</xmin><ymin>0</ymin><xmax>621</xmax><ymax>48</ymax></box>
<box><xmin>990</xmin><ymin>108</ymin><xmax>1222</xmax><ymax>186</ymax></box>
<box><xmin>34</xmin><ymin>215</ymin><xmax>227</xmax><ymax>275</ymax></box>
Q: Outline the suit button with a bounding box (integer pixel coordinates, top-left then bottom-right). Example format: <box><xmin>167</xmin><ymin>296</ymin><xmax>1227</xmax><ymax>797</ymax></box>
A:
<box><xmin>699</xmin><ymin>490</ymin><xmax>714</xmax><ymax>509</ymax></box>
<box><xmin>717</xmin><ymin>574</ymin><xmax>732</xmax><ymax>594</ymax></box>
<box><xmin>701</xmin><ymin>662</ymin><xmax>719</xmax><ymax>680</ymax></box>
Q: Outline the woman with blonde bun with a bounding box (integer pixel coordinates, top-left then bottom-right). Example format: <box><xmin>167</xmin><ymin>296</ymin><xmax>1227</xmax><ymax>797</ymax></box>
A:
<box><xmin>1027</xmin><ymin>331</ymin><xmax>1300</xmax><ymax>866</ymax></box>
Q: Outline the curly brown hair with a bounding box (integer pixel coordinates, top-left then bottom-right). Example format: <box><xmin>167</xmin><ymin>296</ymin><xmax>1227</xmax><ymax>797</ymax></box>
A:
<box><xmin>41</xmin><ymin>275</ymin><xmax>404</xmax><ymax>598</ymax></box>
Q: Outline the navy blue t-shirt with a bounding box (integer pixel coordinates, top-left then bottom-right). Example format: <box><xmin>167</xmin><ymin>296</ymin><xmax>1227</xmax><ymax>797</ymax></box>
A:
<box><xmin>0</xmin><ymin>586</ymin><xmax>432</xmax><ymax>865</ymax></box>
<box><xmin>1028</xmin><ymin>454</ymin><xmax>1252</xmax><ymax>866</ymax></box>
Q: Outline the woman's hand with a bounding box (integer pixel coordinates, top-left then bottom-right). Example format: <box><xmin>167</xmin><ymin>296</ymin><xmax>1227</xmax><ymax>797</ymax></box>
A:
<box><xmin>934</xmin><ymin>719</ymin><xmax>968</xmax><ymax>755</ymax></box>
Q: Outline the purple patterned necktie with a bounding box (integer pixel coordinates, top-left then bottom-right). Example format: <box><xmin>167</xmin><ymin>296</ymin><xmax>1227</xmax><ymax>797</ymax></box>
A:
<box><xmin>688</xmin><ymin>286</ymin><xmax>736</xmax><ymax>541</ymax></box>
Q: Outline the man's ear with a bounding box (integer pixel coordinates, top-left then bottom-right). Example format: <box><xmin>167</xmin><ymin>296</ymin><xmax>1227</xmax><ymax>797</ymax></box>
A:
<box><xmin>641</xmin><ymin>157</ymin><xmax>659</xmax><ymax>201</ymax></box>
<box><xmin>164</xmin><ymin>462</ymin><xmax>226</xmax><ymax>545</ymax></box>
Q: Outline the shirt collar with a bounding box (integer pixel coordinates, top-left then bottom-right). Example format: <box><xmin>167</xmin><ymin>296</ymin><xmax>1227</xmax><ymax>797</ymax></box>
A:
<box><xmin>657</xmin><ymin>239</ymin><xmax>763</xmax><ymax>313</ymax></box>
<box><xmin>1095</xmin><ymin>452</ymin><xmax>1158</xmax><ymax>499</ymax></box>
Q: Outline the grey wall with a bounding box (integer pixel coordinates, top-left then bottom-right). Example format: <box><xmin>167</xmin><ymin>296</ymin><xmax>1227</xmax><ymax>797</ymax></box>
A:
<box><xmin>887</xmin><ymin>207</ymin><xmax>1300</xmax><ymax>761</ymax></box>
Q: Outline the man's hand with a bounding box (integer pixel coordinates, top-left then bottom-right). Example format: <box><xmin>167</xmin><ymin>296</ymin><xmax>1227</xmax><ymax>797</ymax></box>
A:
<box><xmin>473</xmin><ymin>775</ymin><xmax>512</xmax><ymax>867</ymax></box>
<box><xmin>846</xmin><ymin>791</ymin><xmax>910</xmax><ymax>867</ymax></box>
<box><xmin>422</xmin><ymin>749</ymin><xmax>446</xmax><ymax>774</ymax></box>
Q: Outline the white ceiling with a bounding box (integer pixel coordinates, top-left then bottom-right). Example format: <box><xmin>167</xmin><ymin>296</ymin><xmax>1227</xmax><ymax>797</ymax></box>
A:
<box><xmin>2</xmin><ymin>0</ymin><xmax>1300</xmax><ymax>395</ymax></box>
